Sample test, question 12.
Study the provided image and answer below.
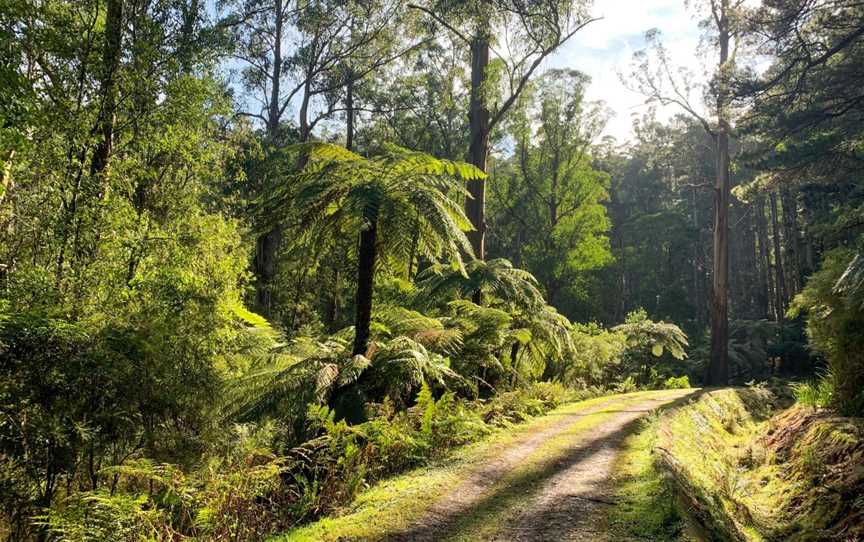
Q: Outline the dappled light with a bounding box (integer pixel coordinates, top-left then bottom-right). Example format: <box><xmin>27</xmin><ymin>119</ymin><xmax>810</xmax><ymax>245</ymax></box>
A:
<box><xmin>1</xmin><ymin>0</ymin><xmax>862</xmax><ymax>540</ymax></box>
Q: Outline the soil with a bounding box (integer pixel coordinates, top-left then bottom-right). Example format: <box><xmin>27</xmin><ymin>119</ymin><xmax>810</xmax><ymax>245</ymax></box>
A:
<box><xmin>385</xmin><ymin>390</ymin><xmax>694</xmax><ymax>541</ymax></box>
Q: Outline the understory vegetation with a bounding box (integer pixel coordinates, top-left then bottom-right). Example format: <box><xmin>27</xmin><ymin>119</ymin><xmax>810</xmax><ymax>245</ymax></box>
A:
<box><xmin>628</xmin><ymin>387</ymin><xmax>864</xmax><ymax>542</ymax></box>
<box><xmin>3</xmin><ymin>0</ymin><xmax>864</xmax><ymax>540</ymax></box>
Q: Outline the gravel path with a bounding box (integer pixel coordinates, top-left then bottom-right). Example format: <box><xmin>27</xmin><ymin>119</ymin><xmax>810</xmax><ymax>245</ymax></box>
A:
<box><xmin>386</xmin><ymin>390</ymin><xmax>694</xmax><ymax>542</ymax></box>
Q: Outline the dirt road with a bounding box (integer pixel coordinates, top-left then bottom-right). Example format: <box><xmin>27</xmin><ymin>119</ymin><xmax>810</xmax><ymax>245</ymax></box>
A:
<box><xmin>284</xmin><ymin>389</ymin><xmax>696</xmax><ymax>542</ymax></box>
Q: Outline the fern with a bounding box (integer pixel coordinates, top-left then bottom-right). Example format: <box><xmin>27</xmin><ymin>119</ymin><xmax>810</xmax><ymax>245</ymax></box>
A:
<box><xmin>417</xmin><ymin>258</ymin><xmax>546</xmax><ymax>310</ymax></box>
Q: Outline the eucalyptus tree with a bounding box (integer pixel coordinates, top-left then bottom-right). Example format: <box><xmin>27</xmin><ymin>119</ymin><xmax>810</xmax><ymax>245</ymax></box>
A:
<box><xmin>260</xmin><ymin>143</ymin><xmax>483</xmax><ymax>356</ymax></box>
<box><xmin>741</xmin><ymin>0</ymin><xmax>864</xmax><ymax>266</ymax></box>
<box><xmin>408</xmin><ymin>0</ymin><xmax>598</xmax><ymax>264</ymax></box>
<box><xmin>490</xmin><ymin>69</ymin><xmax>612</xmax><ymax>311</ymax></box>
<box><xmin>742</xmin><ymin>0</ymin><xmax>864</xmax><ymax>411</ymax></box>
<box><xmin>2</xmin><ymin>0</ymin><xmax>233</xmax><ymax>310</ymax></box>
<box><xmin>630</xmin><ymin>0</ymin><xmax>754</xmax><ymax>385</ymax></box>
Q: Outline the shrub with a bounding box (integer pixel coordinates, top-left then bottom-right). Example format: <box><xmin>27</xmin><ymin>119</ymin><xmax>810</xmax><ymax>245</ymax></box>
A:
<box><xmin>663</xmin><ymin>375</ymin><xmax>691</xmax><ymax>389</ymax></box>
<box><xmin>35</xmin><ymin>381</ymin><xmax>578</xmax><ymax>540</ymax></box>
<box><xmin>790</xmin><ymin>247</ymin><xmax>864</xmax><ymax>416</ymax></box>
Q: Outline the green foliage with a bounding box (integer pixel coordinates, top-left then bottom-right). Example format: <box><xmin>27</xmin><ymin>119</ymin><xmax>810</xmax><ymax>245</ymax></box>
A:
<box><xmin>417</xmin><ymin>258</ymin><xmax>545</xmax><ymax>310</ymax></box>
<box><xmin>551</xmin><ymin>322</ymin><xmax>627</xmax><ymax>386</ymax></box>
<box><xmin>614</xmin><ymin>309</ymin><xmax>689</xmax><ymax>361</ymax></box>
<box><xmin>259</xmin><ymin>142</ymin><xmax>482</xmax><ymax>276</ymax></box>
<box><xmin>488</xmin><ymin>70</ymin><xmax>613</xmax><ymax>314</ymax></box>
<box><xmin>0</xmin><ymin>309</ymin><xmax>225</xmax><ymax>540</ymax></box>
<box><xmin>663</xmin><ymin>375</ymin><xmax>691</xmax><ymax>389</ymax></box>
<box><xmin>36</xmin><ymin>382</ymin><xmax>574</xmax><ymax>540</ymax></box>
<box><xmin>544</xmin><ymin>311</ymin><xmax>691</xmax><ymax>390</ymax></box>
<box><xmin>792</xmin><ymin>377</ymin><xmax>835</xmax><ymax>409</ymax></box>
<box><xmin>790</xmin><ymin>247</ymin><xmax>864</xmax><ymax>415</ymax></box>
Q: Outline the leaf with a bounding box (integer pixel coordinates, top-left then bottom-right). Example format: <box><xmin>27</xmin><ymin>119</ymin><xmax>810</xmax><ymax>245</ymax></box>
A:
<box><xmin>651</xmin><ymin>343</ymin><xmax>664</xmax><ymax>357</ymax></box>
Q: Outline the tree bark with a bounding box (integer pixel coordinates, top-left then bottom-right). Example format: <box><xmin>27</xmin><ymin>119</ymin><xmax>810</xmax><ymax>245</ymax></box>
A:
<box><xmin>353</xmin><ymin>213</ymin><xmax>378</xmax><ymax>356</ymax></box>
<box><xmin>780</xmin><ymin>188</ymin><xmax>801</xmax><ymax>295</ymax></box>
<box><xmin>324</xmin><ymin>73</ymin><xmax>356</xmax><ymax>331</ymax></box>
<box><xmin>255</xmin><ymin>229</ymin><xmax>282</xmax><ymax>316</ymax></box>
<box><xmin>707</xmin><ymin>0</ymin><xmax>730</xmax><ymax>386</ymax></box>
<box><xmin>346</xmin><ymin>74</ymin><xmax>355</xmax><ymax>151</ymax></box>
<box><xmin>769</xmin><ymin>191</ymin><xmax>786</xmax><ymax>323</ymax></box>
<box><xmin>90</xmin><ymin>0</ymin><xmax>123</xmax><ymax>178</ymax></box>
<box><xmin>0</xmin><ymin>150</ymin><xmax>13</xmax><ymax>205</ymax></box>
<box><xmin>255</xmin><ymin>0</ymin><xmax>285</xmax><ymax>317</ymax></box>
<box><xmin>466</xmin><ymin>34</ymin><xmax>490</xmax><ymax>263</ymax></box>
<box><xmin>267</xmin><ymin>0</ymin><xmax>283</xmax><ymax>135</ymax></box>
<box><xmin>691</xmin><ymin>187</ymin><xmax>702</xmax><ymax>326</ymax></box>
<box><xmin>754</xmin><ymin>196</ymin><xmax>772</xmax><ymax>319</ymax></box>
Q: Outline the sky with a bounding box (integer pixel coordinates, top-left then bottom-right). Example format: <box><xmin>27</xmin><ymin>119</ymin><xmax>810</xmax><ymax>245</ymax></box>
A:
<box><xmin>546</xmin><ymin>0</ymin><xmax>708</xmax><ymax>142</ymax></box>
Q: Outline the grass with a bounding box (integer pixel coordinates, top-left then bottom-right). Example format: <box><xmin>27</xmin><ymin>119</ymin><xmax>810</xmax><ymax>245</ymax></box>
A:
<box><xmin>275</xmin><ymin>390</ymin><xmax>691</xmax><ymax>542</ymax></box>
<box><xmin>643</xmin><ymin>385</ymin><xmax>863</xmax><ymax>541</ymax></box>
<box><xmin>653</xmin><ymin>387</ymin><xmax>778</xmax><ymax>541</ymax></box>
<box><xmin>605</xmin><ymin>412</ymin><xmax>687</xmax><ymax>541</ymax></box>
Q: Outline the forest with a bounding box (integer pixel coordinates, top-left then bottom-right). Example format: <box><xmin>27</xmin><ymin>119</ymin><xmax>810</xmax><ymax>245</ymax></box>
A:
<box><xmin>1</xmin><ymin>0</ymin><xmax>863</xmax><ymax>540</ymax></box>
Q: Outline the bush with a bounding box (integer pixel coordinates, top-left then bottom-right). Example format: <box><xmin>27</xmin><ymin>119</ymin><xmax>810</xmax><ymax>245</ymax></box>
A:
<box><xmin>0</xmin><ymin>311</ymin><xmax>222</xmax><ymax>540</ymax></box>
<box><xmin>790</xmin><ymin>247</ymin><xmax>864</xmax><ymax>416</ymax></box>
<box><xmin>663</xmin><ymin>375</ymin><xmax>691</xmax><ymax>389</ymax></box>
<box><xmin>36</xmin><ymin>381</ymin><xmax>581</xmax><ymax>540</ymax></box>
<box><xmin>555</xmin><ymin>312</ymin><xmax>691</xmax><ymax>390</ymax></box>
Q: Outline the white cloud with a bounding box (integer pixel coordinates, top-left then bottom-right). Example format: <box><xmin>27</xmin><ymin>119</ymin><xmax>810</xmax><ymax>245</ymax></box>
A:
<box><xmin>545</xmin><ymin>0</ymin><xmax>711</xmax><ymax>143</ymax></box>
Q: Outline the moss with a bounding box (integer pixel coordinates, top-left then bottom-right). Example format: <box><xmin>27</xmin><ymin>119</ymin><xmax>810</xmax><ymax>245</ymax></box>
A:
<box><xmin>606</xmin><ymin>415</ymin><xmax>687</xmax><ymax>541</ymax></box>
<box><xmin>653</xmin><ymin>388</ymin><xmax>864</xmax><ymax>542</ymax></box>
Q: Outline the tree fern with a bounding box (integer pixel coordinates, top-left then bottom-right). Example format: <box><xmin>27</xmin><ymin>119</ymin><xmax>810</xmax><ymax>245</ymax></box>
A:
<box><xmin>417</xmin><ymin>258</ymin><xmax>546</xmax><ymax>310</ymax></box>
<box><xmin>258</xmin><ymin>142</ymin><xmax>484</xmax><ymax>356</ymax></box>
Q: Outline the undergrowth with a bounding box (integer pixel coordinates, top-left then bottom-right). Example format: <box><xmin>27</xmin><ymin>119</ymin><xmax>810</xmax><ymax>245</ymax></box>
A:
<box><xmin>39</xmin><ymin>382</ymin><xmax>594</xmax><ymax>541</ymax></box>
<box><xmin>654</xmin><ymin>386</ymin><xmax>864</xmax><ymax>542</ymax></box>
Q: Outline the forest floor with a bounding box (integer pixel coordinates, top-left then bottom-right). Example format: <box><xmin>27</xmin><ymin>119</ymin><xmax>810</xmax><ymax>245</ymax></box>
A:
<box><xmin>280</xmin><ymin>389</ymin><xmax>697</xmax><ymax>542</ymax></box>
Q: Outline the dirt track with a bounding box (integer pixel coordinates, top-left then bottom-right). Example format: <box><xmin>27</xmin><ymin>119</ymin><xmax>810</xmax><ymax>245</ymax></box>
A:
<box><xmin>386</xmin><ymin>389</ymin><xmax>694</xmax><ymax>541</ymax></box>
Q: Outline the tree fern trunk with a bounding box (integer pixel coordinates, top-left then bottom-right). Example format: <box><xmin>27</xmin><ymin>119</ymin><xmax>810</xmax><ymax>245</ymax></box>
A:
<box><xmin>353</xmin><ymin>216</ymin><xmax>378</xmax><ymax>356</ymax></box>
<box><xmin>255</xmin><ymin>228</ymin><xmax>282</xmax><ymax>317</ymax></box>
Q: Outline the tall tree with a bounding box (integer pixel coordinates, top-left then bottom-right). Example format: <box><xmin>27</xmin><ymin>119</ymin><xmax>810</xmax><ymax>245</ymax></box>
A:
<box><xmin>409</xmin><ymin>0</ymin><xmax>597</xmax><ymax>266</ymax></box>
<box><xmin>224</xmin><ymin>0</ymin><xmax>404</xmax><ymax>316</ymax></box>
<box><xmin>489</xmin><ymin>69</ymin><xmax>612</xmax><ymax>311</ymax></box>
<box><xmin>89</xmin><ymin>0</ymin><xmax>123</xmax><ymax>178</ymax></box>
<box><xmin>631</xmin><ymin>0</ymin><xmax>752</xmax><ymax>385</ymax></box>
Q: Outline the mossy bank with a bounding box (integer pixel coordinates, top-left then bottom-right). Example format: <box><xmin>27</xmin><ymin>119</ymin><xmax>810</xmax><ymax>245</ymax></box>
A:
<box><xmin>626</xmin><ymin>386</ymin><xmax>864</xmax><ymax>542</ymax></box>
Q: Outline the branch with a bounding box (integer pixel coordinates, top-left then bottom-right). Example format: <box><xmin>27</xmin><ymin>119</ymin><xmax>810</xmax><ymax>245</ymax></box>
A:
<box><xmin>407</xmin><ymin>3</ymin><xmax>471</xmax><ymax>45</ymax></box>
<box><xmin>488</xmin><ymin>17</ymin><xmax>602</xmax><ymax>132</ymax></box>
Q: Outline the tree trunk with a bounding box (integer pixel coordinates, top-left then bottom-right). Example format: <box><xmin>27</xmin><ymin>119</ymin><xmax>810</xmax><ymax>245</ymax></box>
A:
<box><xmin>267</xmin><ymin>0</ymin><xmax>283</xmax><ymax>135</ymax></box>
<box><xmin>769</xmin><ymin>191</ymin><xmax>786</xmax><ymax>323</ymax></box>
<box><xmin>353</xmin><ymin>213</ymin><xmax>378</xmax><ymax>356</ymax></box>
<box><xmin>707</xmin><ymin>1</ymin><xmax>730</xmax><ymax>386</ymax></box>
<box><xmin>346</xmin><ymin>74</ymin><xmax>355</xmax><ymax>151</ymax></box>
<box><xmin>754</xmin><ymin>196</ymin><xmax>772</xmax><ymax>319</ymax></box>
<box><xmin>255</xmin><ymin>0</ymin><xmax>285</xmax><ymax>317</ymax></box>
<box><xmin>1</xmin><ymin>150</ymin><xmax>13</xmax><ymax>205</ymax></box>
<box><xmin>780</xmin><ymin>188</ymin><xmax>801</xmax><ymax>296</ymax></box>
<box><xmin>90</xmin><ymin>0</ymin><xmax>123</xmax><ymax>178</ymax></box>
<box><xmin>466</xmin><ymin>34</ymin><xmax>490</xmax><ymax>264</ymax></box>
<box><xmin>691</xmin><ymin>187</ymin><xmax>702</xmax><ymax>326</ymax></box>
<box><xmin>255</xmin><ymin>229</ymin><xmax>282</xmax><ymax>316</ymax></box>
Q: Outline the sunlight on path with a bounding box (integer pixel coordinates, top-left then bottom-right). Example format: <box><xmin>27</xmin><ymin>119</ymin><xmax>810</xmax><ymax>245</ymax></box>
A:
<box><xmin>280</xmin><ymin>389</ymin><xmax>696</xmax><ymax>542</ymax></box>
